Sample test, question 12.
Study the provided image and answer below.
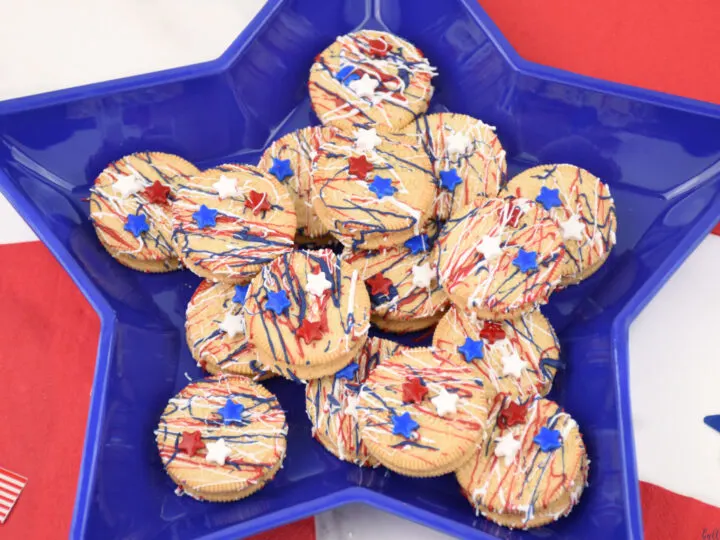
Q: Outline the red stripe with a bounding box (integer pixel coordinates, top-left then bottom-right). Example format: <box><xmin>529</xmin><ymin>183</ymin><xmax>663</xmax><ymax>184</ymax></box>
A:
<box><xmin>640</xmin><ymin>481</ymin><xmax>720</xmax><ymax>540</ymax></box>
<box><xmin>0</xmin><ymin>469</ymin><xmax>26</xmax><ymax>486</ymax></box>
<box><xmin>249</xmin><ymin>518</ymin><xmax>315</xmax><ymax>540</ymax></box>
<box><xmin>712</xmin><ymin>223</ymin><xmax>720</xmax><ymax>236</ymax></box>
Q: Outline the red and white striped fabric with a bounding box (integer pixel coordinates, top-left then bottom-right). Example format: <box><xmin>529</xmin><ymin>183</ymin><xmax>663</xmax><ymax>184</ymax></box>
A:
<box><xmin>0</xmin><ymin>467</ymin><xmax>27</xmax><ymax>524</ymax></box>
<box><xmin>0</xmin><ymin>1</ymin><xmax>719</xmax><ymax>539</ymax></box>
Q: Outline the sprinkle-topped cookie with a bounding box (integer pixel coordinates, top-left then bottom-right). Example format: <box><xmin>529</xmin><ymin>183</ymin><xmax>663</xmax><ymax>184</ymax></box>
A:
<box><xmin>456</xmin><ymin>396</ymin><xmax>589</xmax><ymax>529</ymax></box>
<box><xmin>257</xmin><ymin>126</ymin><xmax>336</xmax><ymax>240</ymax></box>
<box><xmin>343</xmin><ymin>243</ymin><xmax>449</xmax><ymax>333</ymax></box>
<box><xmin>357</xmin><ymin>347</ymin><xmax>489</xmax><ymax>477</ymax></box>
<box><xmin>305</xmin><ymin>337</ymin><xmax>405</xmax><ymax>466</ymax></box>
<box><xmin>309</xmin><ymin>30</ymin><xmax>436</xmax><ymax>134</ymax></box>
<box><xmin>437</xmin><ymin>197</ymin><xmax>565</xmax><ymax>320</ymax></box>
<box><xmin>244</xmin><ymin>249</ymin><xmax>371</xmax><ymax>380</ymax></box>
<box><xmin>155</xmin><ymin>375</ymin><xmax>287</xmax><ymax>502</ymax></box>
<box><xmin>406</xmin><ymin>113</ymin><xmax>507</xmax><ymax>221</ymax></box>
<box><xmin>433</xmin><ymin>306</ymin><xmax>560</xmax><ymax>400</ymax></box>
<box><xmin>312</xmin><ymin>129</ymin><xmax>436</xmax><ymax>249</ymax></box>
<box><xmin>185</xmin><ymin>280</ymin><xmax>273</xmax><ymax>379</ymax></box>
<box><xmin>502</xmin><ymin>164</ymin><xmax>616</xmax><ymax>284</ymax></box>
<box><xmin>171</xmin><ymin>165</ymin><xmax>297</xmax><ymax>284</ymax></box>
<box><xmin>89</xmin><ymin>152</ymin><xmax>198</xmax><ymax>272</ymax></box>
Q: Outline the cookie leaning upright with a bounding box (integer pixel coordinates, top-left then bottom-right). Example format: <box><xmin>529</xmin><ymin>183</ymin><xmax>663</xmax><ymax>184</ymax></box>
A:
<box><xmin>312</xmin><ymin>129</ymin><xmax>436</xmax><ymax>249</ymax></box>
<box><xmin>155</xmin><ymin>375</ymin><xmax>287</xmax><ymax>502</ymax></box>
<box><xmin>89</xmin><ymin>152</ymin><xmax>198</xmax><ymax>272</ymax></box>
<box><xmin>309</xmin><ymin>30</ymin><xmax>436</xmax><ymax>133</ymax></box>
<box><xmin>244</xmin><ymin>249</ymin><xmax>371</xmax><ymax>381</ymax></box>
<box><xmin>437</xmin><ymin>197</ymin><xmax>565</xmax><ymax>320</ymax></box>
<box><xmin>456</xmin><ymin>395</ymin><xmax>589</xmax><ymax>528</ymax></box>
<box><xmin>171</xmin><ymin>165</ymin><xmax>297</xmax><ymax>284</ymax></box>
<box><xmin>257</xmin><ymin>126</ymin><xmax>336</xmax><ymax>241</ymax></box>
<box><xmin>357</xmin><ymin>347</ymin><xmax>489</xmax><ymax>477</ymax></box>
<box><xmin>502</xmin><ymin>164</ymin><xmax>617</xmax><ymax>285</ymax></box>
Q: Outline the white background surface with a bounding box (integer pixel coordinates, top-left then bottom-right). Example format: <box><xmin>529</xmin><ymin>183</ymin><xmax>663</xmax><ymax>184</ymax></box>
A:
<box><xmin>0</xmin><ymin>1</ymin><xmax>718</xmax><ymax>537</ymax></box>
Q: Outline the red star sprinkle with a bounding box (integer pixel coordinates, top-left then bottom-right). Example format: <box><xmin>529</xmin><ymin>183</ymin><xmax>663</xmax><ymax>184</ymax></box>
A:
<box><xmin>142</xmin><ymin>180</ymin><xmax>171</xmax><ymax>204</ymax></box>
<box><xmin>366</xmin><ymin>273</ymin><xmax>393</xmax><ymax>296</ymax></box>
<box><xmin>297</xmin><ymin>319</ymin><xmax>324</xmax><ymax>345</ymax></box>
<box><xmin>178</xmin><ymin>431</ymin><xmax>205</xmax><ymax>457</ymax></box>
<box><xmin>402</xmin><ymin>377</ymin><xmax>428</xmax><ymax>404</ymax></box>
<box><xmin>480</xmin><ymin>321</ymin><xmax>506</xmax><ymax>344</ymax></box>
<box><xmin>498</xmin><ymin>401</ymin><xmax>528</xmax><ymax>429</ymax></box>
<box><xmin>348</xmin><ymin>155</ymin><xmax>374</xmax><ymax>179</ymax></box>
<box><xmin>244</xmin><ymin>190</ymin><xmax>272</xmax><ymax>215</ymax></box>
<box><xmin>366</xmin><ymin>38</ymin><xmax>390</xmax><ymax>58</ymax></box>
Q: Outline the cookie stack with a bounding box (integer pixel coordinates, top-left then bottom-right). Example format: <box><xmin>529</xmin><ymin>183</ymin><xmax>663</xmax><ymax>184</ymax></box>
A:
<box><xmin>87</xmin><ymin>29</ymin><xmax>617</xmax><ymax>528</ymax></box>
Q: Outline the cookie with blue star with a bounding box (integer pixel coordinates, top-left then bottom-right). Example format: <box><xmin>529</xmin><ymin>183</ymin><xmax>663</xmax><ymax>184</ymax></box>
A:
<box><xmin>404</xmin><ymin>113</ymin><xmax>507</xmax><ymax>221</ymax></box>
<box><xmin>244</xmin><ymin>249</ymin><xmax>371</xmax><ymax>380</ymax></box>
<box><xmin>185</xmin><ymin>279</ymin><xmax>274</xmax><ymax>379</ymax></box>
<box><xmin>305</xmin><ymin>337</ymin><xmax>405</xmax><ymax>466</ymax></box>
<box><xmin>311</xmin><ymin>129</ymin><xmax>436</xmax><ymax>250</ymax></box>
<box><xmin>456</xmin><ymin>396</ymin><xmax>589</xmax><ymax>529</ymax></box>
<box><xmin>171</xmin><ymin>164</ymin><xmax>297</xmax><ymax>284</ymax></box>
<box><xmin>436</xmin><ymin>197</ymin><xmax>565</xmax><ymax>320</ymax></box>
<box><xmin>89</xmin><ymin>152</ymin><xmax>198</xmax><ymax>272</ymax></box>
<box><xmin>258</xmin><ymin>126</ymin><xmax>336</xmax><ymax>241</ymax></box>
<box><xmin>502</xmin><ymin>164</ymin><xmax>616</xmax><ymax>285</ymax></box>
<box><xmin>155</xmin><ymin>375</ymin><xmax>287</xmax><ymax>502</ymax></box>
<box><xmin>357</xmin><ymin>347</ymin><xmax>489</xmax><ymax>477</ymax></box>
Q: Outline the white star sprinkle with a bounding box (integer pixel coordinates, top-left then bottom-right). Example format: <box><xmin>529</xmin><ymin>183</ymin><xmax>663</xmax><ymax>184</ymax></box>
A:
<box><xmin>213</xmin><ymin>175</ymin><xmax>239</xmax><ymax>199</ymax></box>
<box><xmin>348</xmin><ymin>74</ymin><xmax>379</xmax><ymax>99</ymax></box>
<box><xmin>344</xmin><ymin>394</ymin><xmax>360</xmax><ymax>419</ymax></box>
<box><xmin>494</xmin><ymin>432</ymin><xmax>522</xmax><ymax>466</ymax></box>
<box><xmin>476</xmin><ymin>235</ymin><xmax>503</xmax><ymax>262</ymax></box>
<box><xmin>305</xmin><ymin>271</ymin><xmax>333</xmax><ymax>297</ymax></box>
<box><xmin>501</xmin><ymin>352</ymin><xmax>527</xmax><ymax>379</ymax></box>
<box><xmin>411</xmin><ymin>263</ymin><xmax>434</xmax><ymax>289</ymax></box>
<box><xmin>354</xmin><ymin>128</ymin><xmax>382</xmax><ymax>152</ymax></box>
<box><xmin>218</xmin><ymin>312</ymin><xmax>245</xmax><ymax>339</ymax></box>
<box><xmin>431</xmin><ymin>388</ymin><xmax>460</xmax><ymax>417</ymax></box>
<box><xmin>560</xmin><ymin>214</ymin><xmax>585</xmax><ymax>241</ymax></box>
<box><xmin>112</xmin><ymin>171</ymin><xmax>145</xmax><ymax>198</ymax></box>
<box><xmin>205</xmin><ymin>438</ymin><xmax>232</xmax><ymax>465</ymax></box>
<box><xmin>447</xmin><ymin>132</ymin><xmax>471</xmax><ymax>156</ymax></box>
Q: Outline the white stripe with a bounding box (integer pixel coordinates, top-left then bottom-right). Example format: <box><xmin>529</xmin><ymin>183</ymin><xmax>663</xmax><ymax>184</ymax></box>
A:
<box><xmin>0</xmin><ymin>471</ymin><xmax>26</xmax><ymax>488</ymax></box>
<box><xmin>0</xmin><ymin>481</ymin><xmax>22</xmax><ymax>495</ymax></box>
<box><xmin>0</xmin><ymin>499</ymin><xmax>13</xmax><ymax>510</ymax></box>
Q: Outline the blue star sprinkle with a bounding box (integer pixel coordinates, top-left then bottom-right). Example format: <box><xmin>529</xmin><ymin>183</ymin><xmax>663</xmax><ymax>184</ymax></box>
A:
<box><xmin>193</xmin><ymin>204</ymin><xmax>218</xmax><ymax>229</ymax></box>
<box><xmin>439</xmin><ymin>169</ymin><xmax>463</xmax><ymax>191</ymax></box>
<box><xmin>269</xmin><ymin>158</ymin><xmax>293</xmax><ymax>181</ymax></box>
<box><xmin>335</xmin><ymin>362</ymin><xmax>359</xmax><ymax>381</ymax></box>
<box><xmin>233</xmin><ymin>284</ymin><xmax>249</xmax><ymax>304</ymax></box>
<box><xmin>216</xmin><ymin>398</ymin><xmax>245</xmax><ymax>425</ymax></box>
<box><xmin>513</xmin><ymin>249</ymin><xmax>538</xmax><ymax>273</ymax></box>
<box><xmin>124</xmin><ymin>213</ymin><xmax>149</xmax><ymax>237</ymax></box>
<box><xmin>535</xmin><ymin>186</ymin><xmax>562</xmax><ymax>210</ymax></box>
<box><xmin>404</xmin><ymin>234</ymin><xmax>430</xmax><ymax>254</ymax></box>
<box><xmin>391</xmin><ymin>412</ymin><xmax>419</xmax><ymax>439</ymax></box>
<box><xmin>457</xmin><ymin>337</ymin><xmax>484</xmax><ymax>362</ymax></box>
<box><xmin>266</xmin><ymin>290</ymin><xmax>291</xmax><ymax>315</ymax></box>
<box><xmin>533</xmin><ymin>427</ymin><xmax>562</xmax><ymax>452</ymax></box>
<box><xmin>704</xmin><ymin>415</ymin><xmax>720</xmax><ymax>434</ymax></box>
<box><xmin>368</xmin><ymin>176</ymin><xmax>397</xmax><ymax>199</ymax></box>
<box><xmin>335</xmin><ymin>65</ymin><xmax>360</xmax><ymax>86</ymax></box>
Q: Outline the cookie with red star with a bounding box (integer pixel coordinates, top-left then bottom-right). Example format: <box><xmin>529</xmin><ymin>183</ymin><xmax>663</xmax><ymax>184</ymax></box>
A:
<box><xmin>155</xmin><ymin>375</ymin><xmax>287</xmax><ymax>502</ymax></box>
<box><xmin>171</xmin><ymin>164</ymin><xmax>297</xmax><ymax>284</ymax></box>
<box><xmin>185</xmin><ymin>279</ymin><xmax>274</xmax><ymax>379</ymax></box>
<box><xmin>244</xmin><ymin>249</ymin><xmax>371</xmax><ymax>380</ymax></box>
<box><xmin>308</xmin><ymin>30</ymin><xmax>436</xmax><ymax>134</ymax></box>
<box><xmin>456</xmin><ymin>395</ymin><xmax>589</xmax><ymax>529</ymax></box>
<box><xmin>312</xmin><ymin>129</ymin><xmax>436</xmax><ymax>250</ymax></box>
<box><xmin>89</xmin><ymin>152</ymin><xmax>198</xmax><ymax>272</ymax></box>
<box><xmin>343</xmin><ymin>242</ymin><xmax>449</xmax><ymax>333</ymax></box>
<box><xmin>257</xmin><ymin>126</ymin><xmax>336</xmax><ymax>241</ymax></box>
<box><xmin>501</xmin><ymin>164</ymin><xmax>616</xmax><ymax>285</ymax></box>
<box><xmin>305</xmin><ymin>337</ymin><xmax>405</xmax><ymax>466</ymax></box>
<box><xmin>357</xmin><ymin>347</ymin><xmax>489</xmax><ymax>477</ymax></box>
<box><xmin>432</xmin><ymin>306</ymin><xmax>560</xmax><ymax>400</ymax></box>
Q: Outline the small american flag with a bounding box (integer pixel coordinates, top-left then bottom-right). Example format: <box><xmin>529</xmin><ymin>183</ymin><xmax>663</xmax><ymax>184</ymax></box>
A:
<box><xmin>0</xmin><ymin>466</ymin><xmax>27</xmax><ymax>524</ymax></box>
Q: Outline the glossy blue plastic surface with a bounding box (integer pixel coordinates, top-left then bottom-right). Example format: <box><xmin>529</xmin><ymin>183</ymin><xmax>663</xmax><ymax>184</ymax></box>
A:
<box><xmin>1</xmin><ymin>0</ymin><xmax>720</xmax><ymax>538</ymax></box>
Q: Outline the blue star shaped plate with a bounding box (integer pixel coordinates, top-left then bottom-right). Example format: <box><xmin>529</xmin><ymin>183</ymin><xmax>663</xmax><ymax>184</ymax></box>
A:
<box><xmin>1</xmin><ymin>1</ymin><xmax>720</xmax><ymax>539</ymax></box>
